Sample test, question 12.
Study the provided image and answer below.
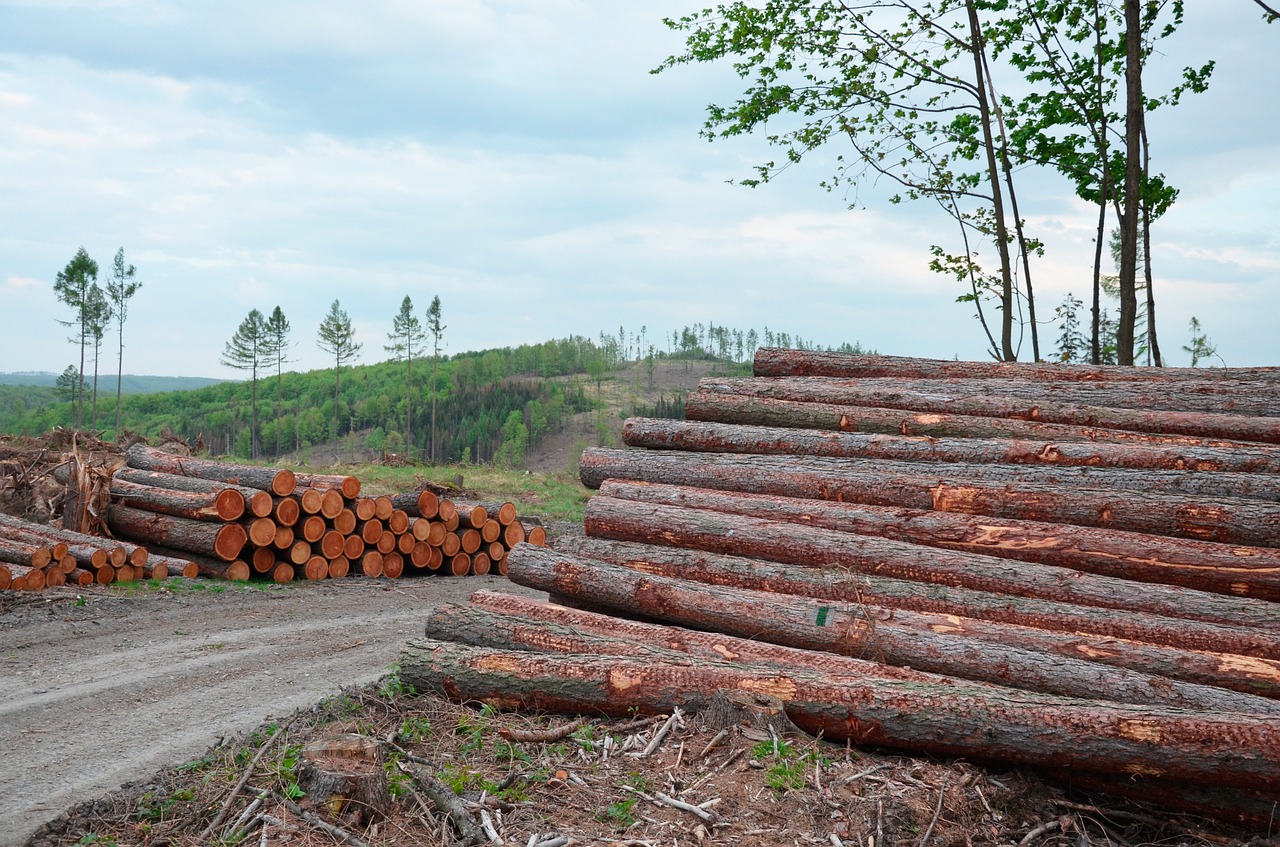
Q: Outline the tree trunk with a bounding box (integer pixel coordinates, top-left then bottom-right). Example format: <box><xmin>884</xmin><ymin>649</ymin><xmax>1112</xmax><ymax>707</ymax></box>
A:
<box><xmin>0</xmin><ymin>537</ymin><xmax>53</xmax><ymax>569</ymax></box>
<box><xmin>292</xmin><ymin>471</ymin><xmax>361</xmax><ymax>499</ymax></box>
<box><xmin>554</xmin><ymin>535</ymin><xmax>1280</xmax><ymax>700</ymax></box>
<box><xmin>699</xmin><ymin>376</ymin><xmax>1280</xmax><ymax>427</ymax></box>
<box><xmin>1117</xmin><ymin>0</ymin><xmax>1143</xmax><ymax>366</ymax></box>
<box><xmin>107</xmin><ymin>504</ymin><xmax>247</xmax><ymax>561</ymax></box>
<box><xmin>750</xmin><ymin>349</ymin><xmax>1280</xmax><ymax>382</ymax></box>
<box><xmin>579</xmin><ymin>494</ymin><xmax>1280</xmax><ymax>636</ymax></box>
<box><xmin>112</xmin><ymin>467</ymin><xmax>274</xmax><ymax>517</ymax></box>
<box><xmin>400</xmin><ymin>637</ymin><xmax>1280</xmax><ymax>792</ymax></box>
<box><xmin>624</xmin><ymin>417</ymin><xmax>1280</xmax><ymax>475</ymax></box>
<box><xmin>125</xmin><ymin>443</ymin><xmax>296</xmax><ymax>496</ymax></box>
<box><xmin>109</xmin><ymin>476</ymin><xmax>246</xmax><ymax>522</ymax></box>
<box><xmin>0</xmin><ymin>514</ymin><xmax>132</xmax><ymax>570</ymax></box>
<box><xmin>685</xmin><ymin>392</ymin><xmax>1270</xmax><ymax>451</ymax></box>
<box><xmin>580</xmin><ymin>448</ymin><xmax>1280</xmax><ymax>547</ymax></box>
<box><xmin>593</xmin><ymin>480</ymin><xmax>1280</xmax><ymax>602</ymax></box>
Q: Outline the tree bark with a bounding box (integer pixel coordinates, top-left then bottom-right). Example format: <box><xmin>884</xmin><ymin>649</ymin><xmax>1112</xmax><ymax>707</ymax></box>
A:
<box><xmin>107</xmin><ymin>504</ymin><xmax>247</xmax><ymax>561</ymax></box>
<box><xmin>391</xmin><ymin>488</ymin><xmax>447</xmax><ymax>518</ymax></box>
<box><xmin>580</xmin><ymin>494</ymin><xmax>1280</xmax><ymax>638</ymax></box>
<box><xmin>109</xmin><ymin>476</ymin><xmax>246</xmax><ymax>522</ymax></box>
<box><xmin>751</xmin><ymin>349</ymin><xmax>1280</xmax><ymax>382</ymax></box>
<box><xmin>125</xmin><ymin>443</ymin><xmax>296</xmax><ymax>496</ymax></box>
<box><xmin>0</xmin><ymin>514</ymin><xmax>130</xmax><ymax>571</ymax></box>
<box><xmin>399</xmin><ymin>637</ymin><xmax>1280</xmax><ymax>792</ymax></box>
<box><xmin>595</xmin><ymin>480</ymin><xmax>1280</xmax><ymax>602</ymax></box>
<box><xmin>624</xmin><ymin>417</ymin><xmax>1280</xmax><ymax>475</ymax></box>
<box><xmin>697</xmin><ymin>378</ymin><xmax>1280</xmax><ymax>442</ymax></box>
<box><xmin>293</xmin><ymin>471</ymin><xmax>361</xmax><ymax>499</ymax></box>
<box><xmin>111</xmin><ymin>466</ymin><xmax>274</xmax><ymax>517</ymax></box>
<box><xmin>0</xmin><ymin>537</ymin><xmax>52</xmax><ymax>568</ymax></box>
<box><xmin>505</xmin><ymin>544</ymin><xmax>1280</xmax><ymax>704</ymax></box>
<box><xmin>579</xmin><ymin>448</ymin><xmax>1280</xmax><ymax>547</ymax></box>
<box><xmin>685</xmin><ymin>392</ymin><xmax>1270</xmax><ymax>451</ymax></box>
<box><xmin>554</xmin><ymin>536</ymin><xmax>1280</xmax><ymax>700</ymax></box>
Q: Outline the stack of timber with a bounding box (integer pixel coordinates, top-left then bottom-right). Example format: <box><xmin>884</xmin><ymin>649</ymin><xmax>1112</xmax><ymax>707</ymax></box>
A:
<box><xmin>402</xmin><ymin>349</ymin><xmax>1280</xmax><ymax>829</ymax></box>
<box><xmin>96</xmin><ymin>443</ymin><xmax>542</xmax><ymax>584</ymax></box>
<box><xmin>0</xmin><ymin>512</ymin><xmax>187</xmax><ymax>588</ymax></box>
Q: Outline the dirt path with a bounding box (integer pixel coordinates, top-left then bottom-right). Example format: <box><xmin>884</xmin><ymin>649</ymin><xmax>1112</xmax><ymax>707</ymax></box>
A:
<box><xmin>0</xmin><ymin>575</ymin><xmax>543</xmax><ymax>847</ymax></box>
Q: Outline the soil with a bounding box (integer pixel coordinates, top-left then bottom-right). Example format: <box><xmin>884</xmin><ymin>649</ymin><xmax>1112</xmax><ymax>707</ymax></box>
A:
<box><xmin>0</xmin><ymin>573</ymin><xmax>547</xmax><ymax>847</ymax></box>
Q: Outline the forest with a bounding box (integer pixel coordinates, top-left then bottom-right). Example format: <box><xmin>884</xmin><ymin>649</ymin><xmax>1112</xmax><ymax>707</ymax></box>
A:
<box><xmin>0</xmin><ymin>323</ymin><xmax>860</xmax><ymax>466</ymax></box>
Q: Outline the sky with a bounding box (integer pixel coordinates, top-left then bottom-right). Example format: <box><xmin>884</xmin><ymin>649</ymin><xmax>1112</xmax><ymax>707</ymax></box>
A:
<box><xmin>1</xmin><ymin>1</ymin><xmax>1277</xmax><ymax>380</ymax></box>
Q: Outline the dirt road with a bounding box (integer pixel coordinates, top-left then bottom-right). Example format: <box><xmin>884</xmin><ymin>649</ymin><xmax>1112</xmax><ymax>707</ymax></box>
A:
<box><xmin>0</xmin><ymin>575</ymin><xmax>542</xmax><ymax>846</ymax></box>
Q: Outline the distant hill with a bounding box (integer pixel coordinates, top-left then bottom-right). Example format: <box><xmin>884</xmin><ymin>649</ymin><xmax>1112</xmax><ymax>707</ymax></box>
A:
<box><xmin>0</xmin><ymin>372</ymin><xmax>227</xmax><ymax>394</ymax></box>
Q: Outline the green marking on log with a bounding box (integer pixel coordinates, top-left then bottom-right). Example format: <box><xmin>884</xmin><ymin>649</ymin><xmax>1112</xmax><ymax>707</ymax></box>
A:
<box><xmin>816</xmin><ymin>606</ymin><xmax>829</xmax><ymax>627</ymax></box>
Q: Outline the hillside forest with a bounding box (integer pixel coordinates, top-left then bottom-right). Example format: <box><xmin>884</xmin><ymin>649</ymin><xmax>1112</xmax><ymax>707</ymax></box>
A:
<box><xmin>0</xmin><ymin>324</ymin><xmax>868</xmax><ymax>467</ymax></box>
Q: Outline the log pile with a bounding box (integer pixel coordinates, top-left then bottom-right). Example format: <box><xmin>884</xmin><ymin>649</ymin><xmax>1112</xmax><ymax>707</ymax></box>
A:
<box><xmin>2</xmin><ymin>443</ymin><xmax>543</xmax><ymax>590</ymax></box>
<box><xmin>99</xmin><ymin>443</ymin><xmax>539</xmax><ymax>583</ymax></box>
<box><xmin>403</xmin><ymin>349</ymin><xmax>1280</xmax><ymax>828</ymax></box>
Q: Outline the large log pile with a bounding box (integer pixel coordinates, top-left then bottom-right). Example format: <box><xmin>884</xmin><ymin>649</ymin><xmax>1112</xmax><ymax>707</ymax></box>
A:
<box><xmin>404</xmin><ymin>349</ymin><xmax>1280</xmax><ymax>829</ymax></box>
<box><xmin>100</xmin><ymin>444</ymin><xmax>541</xmax><ymax>583</ymax></box>
<box><xmin>1</xmin><ymin>443</ymin><xmax>542</xmax><ymax>590</ymax></box>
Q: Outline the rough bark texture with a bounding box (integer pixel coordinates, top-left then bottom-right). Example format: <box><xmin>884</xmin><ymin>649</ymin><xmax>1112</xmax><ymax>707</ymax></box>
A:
<box><xmin>686</xmin><ymin>392</ymin><xmax>1268</xmax><ymax>451</ymax></box>
<box><xmin>107</xmin><ymin>504</ymin><xmax>247</xmax><ymax>561</ymax></box>
<box><xmin>624</xmin><ymin>417</ymin><xmax>1280</xmax><ymax>474</ymax></box>
<box><xmin>124</xmin><ymin>443</ymin><xmax>296</xmax><ymax>496</ymax></box>
<box><xmin>580</xmin><ymin>448</ymin><xmax>1280</xmax><ymax>547</ymax></box>
<box><xmin>752</xmin><ymin>348</ymin><xmax>1280</xmax><ymax>383</ymax></box>
<box><xmin>399</xmin><ymin>637</ymin><xmax>1280</xmax><ymax>791</ymax></box>
<box><xmin>697</xmin><ymin>378</ymin><xmax>1280</xmax><ymax>443</ymax></box>
<box><xmin>292</xmin><ymin>471</ymin><xmax>361</xmax><ymax>499</ymax></box>
<box><xmin>728</xmin><ymin>373</ymin><xmax>1280</xmax><ymax>418</ymax></box>
<box><xmin>554</xmin><ymin>537</ymin><xmax>1280</xmax><ymax>700</ymax></box>
<box><xmin>298</xmin><ymin>732</ymin><xmax>389</xmax><ymax>827</ymax></box>
<box><xmin>504</xmin><ymin>544</ymin><xmax>1280</xmax><ymax>708</ymax></box>
<box><xmin>111</xmin><ymin>467</ymin><xmax>274</xmax><ymax>515</ymax></box>
<box><xmin>581</xmin><ymin>495</ymin><xmax>1280</xmax><ymax>637</ymax></box>
<box><xmin>595</xmin><ymin>480</ymin><xmax>1280</xmax><ymax>602</ymax></box>
<box><xmin>109</xmin><ymin>476</ymin><xmax>245</xmax><ymax>522</ymax></box>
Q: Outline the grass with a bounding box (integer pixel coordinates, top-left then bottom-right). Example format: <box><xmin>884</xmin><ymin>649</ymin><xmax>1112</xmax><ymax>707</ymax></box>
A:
<box><xmin>340</xmin><ymin>463</ymin><xmax>592</xmax><ymax>523</ymax></box>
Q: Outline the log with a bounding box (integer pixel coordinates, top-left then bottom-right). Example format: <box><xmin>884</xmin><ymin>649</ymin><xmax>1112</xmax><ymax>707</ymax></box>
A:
<box><xmin>272</xmin><ymin>524</ymin><xmax>295</xmax><ymax>550</ymax></box>
<box><xmin>624</xmin><ymin>417</ymin><xmax>1280</xmax><ymax>475</ymax></box>
<box><xmin>504</xmin><ymin>544</ymin><xmax>1280</xmax><ymax>709</ymax></box>
<box><xmin>110</xmin><ymin>476</ymin><xmax>245</xmax><ymax>521</ymax></box>
<box><xmin>378</xmin><ymin>532</ymin><xmax>398</xmax><ymax>555</ymax></box>
<box><xmin>596</xmin><ymin>480</ymin><xmax>1280</xmax><ymax>602</ymax></box>
<box><xmin>727</xmin><ymin>374</ymin><xmax>1280</xmax><ymax>417</ymax></box>
<box><xmin>470</xmin><ymin>552</ymin><xmax>490</xmax><ymax>576</ymax></box>
<box><xmin>448</xmin><ymin>554</ymin><xmax>470</xmax><ymax>577</ymax></box>
<box><xmin>329</xmin><ymin>555</ymin><xmax>350</xmax><ymax>579</ymax></box>
<box><xmin>697</xmin><ymin>378</ymin><xmax>1280</xmax><ymax>444</ymax></box>
<box><xmin>65</xmin><ymin>566</ymin><xmax>95</xmax><ymax>586</ymax></box>
<box><xmin>320</xmin><ymin>530</ymin><xmax>345</xmax><ymax>560</ymax></box>
<box><xmin>303</xmin><ymin>555</ymin><xmax>328</xmax><ymax>581</ymax></box>
<box><xmin>343</xmin><ymin>534</ymin><xmax>366</xmax><ymax>561</ymax></box>
<box><xmin>396</xmin><ymin>531</ymin><xmax>415</xmax><ymax>555</ymax></box>
<box><xmin>555</xmin><ymin>536</ymin><xmax>1280</xmax><ymax>700</ymax></box>
<box><xmin>455</xmin><ymin>503</ymin><xmax>488</xmax><ymax>529</ymax></box>
<box><xmin>390</xmin><ymin>489</ymin><xmax>444</xmax><ymax>519</ymax></box>
<box><xmin>299</xmin><ymin>488</ymin><xmax>324</xmax><ymax>515</ymax></box>
<box><xmin>400</xmin><ymin>637</ymin><xmax>1280</xmax><ymax>792</ymax></box>
<box><xmin>293</xmin><ymin>471</ymin><xmax>360</xmax><ymax>499</ymax></box>
<box><xmin>270</xmin><ymin>562</ymin><xmax>294</xmax><ymax>583</ymax></box>
<box><xmin>0</xmin><ymin>515</ymin><xmax>124</xmax><ymax>571</ymax></box>
<box><xmin>8</xmin><ymin>564</ymin><xmax>47</xmax><ymax>590</ymax></box>
<box><xmin>360</xmin><ymin>551</ymin><xmax>384</xmax><ymax>578</ymax></box>
<box><xmin>252</xmin><ymin>547</ymin><xmax>276</xmax><ymax>573</ymax></box>
<box><xmin>274</xmin><ymin>496</ymin><xmax>301</xmax><ymax>526</ymax></box>
<box><xmin>1045</xmin><ymin>770</ymin><xmax>1280</xmax><ymax>831</ymax></box>
<box><xmin>297</xmin><ymin>731</ymin><xmax>389</xmax><ymax>826</ymax></box>
<box><xmin>112</xmin><ymin>466</ymin><xmax>275</xmax><ymax>517</ymax></box>
<box><xmin>457</xmin><ymin>529</ymin><xmax>481</xmax><ymax>555</ymax></box>
<box><xmin>143</xmin><ymin>551</ymin><xmax>198</xmax><ymax>579</ymax></box>
<box><xmin>383</xmin><ymin>551</ymin><xmax>405</xmax><ymax>579</ymax></box>
<box><xmin>146</xmin><ymin>545</ymin><xmax>250</xmax><ymax>580</ymax></box>
<box><xmin>318</xmin><ymin>489</ymin><xmax>345</xmax><ymax>519</ymax></box>
<box><xmin>353</xmin><ymin>497</ymin><xmax>376</xmax><ymax>521</ymax></box>
<box><xmin>0</xmin><ymin>537</ymin><xmax>52</xmax><ymax>568</ymax></box>
<box><xmin>752</xmin><ymin>348</ymin><xmax>1280</xmax><ymax>384</ymax></box>
<box><xmin>388</xmin><ymin>510</ymin><xmax>410</xmax><ymax>534</ymax></box>
<box><xmin>107</xmin><ymin>504</ymin><xmax>247</xmax><ymax>561</ymax></box>
<box><xmin>0</xmin><ymin>564</ymin><xmax>11</xmax><ymax>590</ymax></box>
<box><xmin>685</xmin><ymin>392</ymin><xmax>1271</xmax><ymax>451</ymax></box>
<box><xmin>503</xmin><ymin>521</ymin><xmax>526</xmax><ymax>548</ymax></box>
<box><xmin>357</xmin><ymin>519</ymin><xmax>383</xmax><ymax>545</ymax></box>
<box><xmin>581</xmin><ymin>496</ymin><xmax>1280</xmax><ymax>639</ymax></box>
<box><xmin>579</xmin><ymin>448</ymin><xmax>1280</xmax><ymax>547</ymax></box>
<box><xmin>333</xmin><ymin>508</ymin><xmax>357</xmax><ymax>536</ymax></box>
<box><xmin>124</xmin><ymin>443</ymin><xmax>296</xmax><ymax>496</ymax></box>
<box><xmin>300</xmin><ymin>515</ymin><xmax>326</xmax><ymax>543</ymax></box>
<box><xmin>374</xmin><ymin>495</ymin><xmax>394</xmax><ymax>520</ymax></box>
<box><xmin>288</xmin><ymin>540</ymin><xmax>311</xmax><ymax>566</ymax></box>
<box><xmin>603</xmin><ymin>439</ymin><xmax>1280</xmax><ymax>503</ymax></box>
<box><xmin>245</xmin><ymin>517</ymin><xmax>277</xmax><ymax>548</ymax></box>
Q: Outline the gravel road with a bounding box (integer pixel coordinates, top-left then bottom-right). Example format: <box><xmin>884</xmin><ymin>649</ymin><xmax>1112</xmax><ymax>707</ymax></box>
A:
<box><xmin>0</xmin><ymin>575</ymin><xmax>543</xmax><ymax>846</ymax></box>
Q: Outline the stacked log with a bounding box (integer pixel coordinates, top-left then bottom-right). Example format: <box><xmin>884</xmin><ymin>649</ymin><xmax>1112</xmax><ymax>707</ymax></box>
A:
<box><xmin>93</xmin><ymin>444</ymin><xmax>543</xmax><ymax>584</ymax></box>
<box><xmin>405</xmin><ymin>349</ymin><xmax>1280</xmax><ymax>827</ymax></box>
<box><xmin>0</xmin><ymin>512</ymin><xmax>167</xmax><ymax>587</ymax></box>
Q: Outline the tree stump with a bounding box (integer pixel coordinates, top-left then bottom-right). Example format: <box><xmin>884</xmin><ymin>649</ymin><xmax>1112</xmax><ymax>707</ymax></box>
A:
<box><xmin>297</xmin><ymin>731</ymin><xmax>389</xmax><ymax>827</ymax></box>
<box><xmin>702</xmin><ymin>689</ymin><xmax>800</xmax><ymax>741</ymax></box>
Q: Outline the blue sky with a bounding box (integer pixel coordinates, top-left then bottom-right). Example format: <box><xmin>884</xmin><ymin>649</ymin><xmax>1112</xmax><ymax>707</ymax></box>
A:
<box><xmin>1</xmin><ymin>1</ymin><xmax>1277</xmax><ymax>379</ymax></box>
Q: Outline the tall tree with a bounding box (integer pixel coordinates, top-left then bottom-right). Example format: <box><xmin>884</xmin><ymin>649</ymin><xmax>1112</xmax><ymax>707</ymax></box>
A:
<box><xmin>54</xmin><ymin>365</ymin><xmax>82</xmax><ymax>403</ymax></box>
<box><xmin>85</xmin><ymin>284</ymin><xmax>112</xmax><ymax>429</ymax></box>
<box><xmin>264</xmin><ymin>306</ymin><xmax>293</xmax><ymax>457</ymax></box>
<box><xmin>425</xmin><ymin>295</ymin><xmax>445</xmax><ymax>462</ymax></box>
<box><xmin>105</xmin><ymin>247</ymin><xmax>141</xmax><ymax>436</ymax></box>
<box><xmin>221</xmin><ymin>309</ymin><xmax>269</xmax><ymax>458</ymax></box>
<box><xmin>53</xmin><ymin>247</ymin><xmax>99</xmax><ymax>428</ymax></box>
<box><xmin>316</xmin><ymin>299</ymin><xmax>362</xmax><ymax>441</ymax></box>
<box><xmin>658</xmin><ymin>1</ymin><xmax>1043</xmax><ymax>361</ymax></box>
<box><xmin>385</xmin><ymin>296</ymin><xmax>426</xmax><ymax>455</ymax></box>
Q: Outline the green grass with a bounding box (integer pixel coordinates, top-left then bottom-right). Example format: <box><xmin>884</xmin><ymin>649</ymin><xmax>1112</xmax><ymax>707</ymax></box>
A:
<box><xmin>338</xmin><ymin>463</ymin><xmax>591</xmax><ymax>523</ymax></box>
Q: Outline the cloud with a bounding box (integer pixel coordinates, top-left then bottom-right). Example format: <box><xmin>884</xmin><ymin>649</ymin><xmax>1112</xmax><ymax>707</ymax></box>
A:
<box><xmin>4</xmin><ymin>275</ymin><xmax>42</xmax><ymax>289</ymax></box>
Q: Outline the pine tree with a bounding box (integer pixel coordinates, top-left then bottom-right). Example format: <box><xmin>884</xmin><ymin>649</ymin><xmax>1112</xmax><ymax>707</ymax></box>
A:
<box><xmin>52</xmin><ymin>247</ymin><xmax>99</xmax><ymax>429</ymax></box>
<box><xmin>264</xmin><ymin>306</ymin><xmax>293</xmax><ymax>457</ymax></box>
<box><xmin>317</xmin><ymin>300</ymin><xmax>362</xmax><ymax>440</ymax></box>
<box><xmin>105</xmin><ymin>247</ymin><xmax>141</xmax><ymax>437</ymax></box>
<box><xmin>85</xmin><ymin>284</ymin><xmax>112</xmax><ymax>429</ymax></box>
<box><xmin>221</xmin><ymin>309</ymin><xmax>269</xmax><ymax>458</ymax></box>
<box><xmin>425</xmin><ymin>296</ymin><xmax>445</xmax><ymax>462</ymax></box>
<box><xmin>385</xmin><ymin>296</ymin><xmax>425</xmax><ymax>454</ymax></box>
